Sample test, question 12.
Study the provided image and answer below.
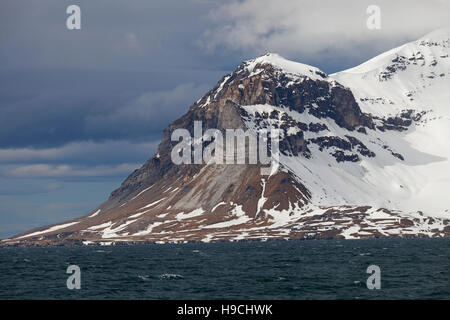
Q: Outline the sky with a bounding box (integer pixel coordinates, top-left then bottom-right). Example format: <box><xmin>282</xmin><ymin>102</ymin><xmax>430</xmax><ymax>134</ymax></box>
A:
<box><xmin>0</xmin><ymin>0</ymin><xmax>449</xmax><ymax>238</ymax></box>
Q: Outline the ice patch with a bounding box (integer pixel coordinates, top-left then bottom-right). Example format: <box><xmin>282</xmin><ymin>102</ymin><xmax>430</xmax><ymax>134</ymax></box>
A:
<box><xmin>88</xmin><ymin>209</ymin><xmax>101</xmax><ymax>218</ymax></box>
<box><xmin>131</xmin><ymin>185</ymin><xmax>154</xmax><ymax>201</ymax></box>
<box><xmin>15</xmin><ymin>221</ymin><xmax>80</xmax><ymax>239</ymax></box>
<box><xmin>139</xmin><ymin>197</ymin><xmax>166</xmax><ymax>210</ymax></box>
<box><xmin>176</xmin><ymin>208</ymin><xmax>204</xmax><ymax>220</ymax></box>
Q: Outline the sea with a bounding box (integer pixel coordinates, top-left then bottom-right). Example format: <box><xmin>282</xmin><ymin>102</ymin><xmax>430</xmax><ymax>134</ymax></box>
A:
<box><xmin>0</xmin><ymin>238</ymin><xmax>449</xmax><ymax>300</ymax></box>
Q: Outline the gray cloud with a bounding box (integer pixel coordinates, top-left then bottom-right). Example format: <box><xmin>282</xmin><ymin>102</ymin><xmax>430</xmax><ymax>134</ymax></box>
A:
<box><xmin>0</xmin><ymin>0</ymin><xmax>227</xmax><ymax>149</ymax></box>
<box><xmin>0</xmin><ymin>181</ymin><xmax>63</xmax><ymax>196</ymax></box>
<box><xmin>84</xmin><ymin>82</ymin><xmax>211</xmax><ymax>140</ymax></box>
<box><xmin>0</xmin><ymin>140</ymin><xmax>159</xmax><ymax>164</ymax></box>
<box><xmin>4</xmin><ymin>163</ymin><xmax>140</xmax><ymax>178</ymax></box>
<box><xmin>0</xmin><ymin>69</ymin><xmax>219</xmax><ymax>148</ymax></box>
<box><xmin>0</xmin><ymin>0</ymin><xmax>224</xmax><ymax>71</ymax></box>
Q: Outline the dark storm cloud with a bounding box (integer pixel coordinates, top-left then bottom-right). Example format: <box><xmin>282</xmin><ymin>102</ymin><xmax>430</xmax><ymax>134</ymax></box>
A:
<box><xmin>0</xmin><ymin>140</ymin><xmax>158</xmax><ymax>165</ymax></box>
<box><xmin>0</xmin><ymin>68</ymin><xmax>219</xmax><ymax>148</ymax></box>
<box><xmin>0</xmin><ymin>0</ymin><xmax>230</xmax><ymax>149</ymax></box>
<box><xmin>0</xmin><ymin>0</ymin><xmax>230</xmax><ymax>71</ymax></box>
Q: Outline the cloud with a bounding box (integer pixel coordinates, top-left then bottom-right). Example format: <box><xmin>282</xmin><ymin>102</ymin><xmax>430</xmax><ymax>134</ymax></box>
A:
<box><xmin>201</xmin><ymin>0</ymin><xmax>450</xmax><ymax>64</ymax></box>
<box><xmin>124</xmin><ymin>32</ymin><xmax>143</xmax><ymax>53</ymax></box>
<box><xmin>0</xmin><ymin>0</ymin><xmax>226</xmax><ymax>149</ymax></box>
<box><xmin>0</xmin><ymin>140</ymin><xmax>159</xmax><ymax>164</ymax></box>
<box><xmin>5</xmin><ymin>163</ymin><xmax>140</xmax><ymax>178</ymax></box>
<box><xmin>0</xmin><ymin>0</ymin><xmax>221</xmax><ymax>71</ymax></box>
<box><xmin>0</xmin><ymin>71</ymin><xmax>215</xmax><ymax>148</ymax></box>
<box><xmin>0</xmin><ymin>182</ymin><xmax>63</xmax><ymax>195</ymax></box>
<box><xmin>84</xmin><ymin>82</ymin><xmax>210</xmax><ymax>137</ymax></box>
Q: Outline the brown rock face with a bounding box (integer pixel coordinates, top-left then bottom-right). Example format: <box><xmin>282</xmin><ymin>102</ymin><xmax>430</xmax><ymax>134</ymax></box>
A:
<box><xmin>107</xmin><ymin>59</ymin><xmax>372</xmax><ymax>207</ymax></box>
<box><xmin>209</xmin><ymin>62</ymin><xmax>374</xmax><ymax>130</ymax></box>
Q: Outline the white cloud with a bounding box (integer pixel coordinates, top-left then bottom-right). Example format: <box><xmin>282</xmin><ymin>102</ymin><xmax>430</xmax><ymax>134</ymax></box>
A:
<box><xmin>201</xmin><ymin>0</ymin><xmax>450</xmax><ymax>63</ymax></box>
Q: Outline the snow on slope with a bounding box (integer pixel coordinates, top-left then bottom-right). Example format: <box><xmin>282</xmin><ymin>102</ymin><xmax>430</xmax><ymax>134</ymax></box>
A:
<box><xmin>331</xmin><ymin>28</ymin><xmax>450</xmax><ymax>117</ymax></box>
<box><xmin>316</xmin><ymin>28</ymin><xmax>450</xmax><ymax>218</ymax></box>
<box><xmin>241</xmin><ymin>101</ymin><xmax>447</xmax><ymax>217</ymax></box>
<box><xmin>244</xmin><ymin>53</ymin><xmax>327</xmax><ymax>81</ymax></box>
<box><xmin>15</xmin><ymin>222</ymin><xmax>79</xmax><ymax>239</ymax></box>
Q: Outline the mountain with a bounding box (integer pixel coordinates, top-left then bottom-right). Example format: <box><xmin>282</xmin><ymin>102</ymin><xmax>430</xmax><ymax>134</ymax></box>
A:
<box><xmin>3</xmin><ymin>29</ymin><xmax>450</xmax><ymax>246</ymax></box>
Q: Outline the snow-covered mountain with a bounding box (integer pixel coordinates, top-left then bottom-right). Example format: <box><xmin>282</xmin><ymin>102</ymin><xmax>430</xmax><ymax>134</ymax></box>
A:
<box><xmin>330</xmin><ymin>28</ymin><xmax>450</xmax><ymax>217</ymax></box>
<box><xmin>3</xmin><ymin>29</ymin><xmax>450</xmax><ymax>246</ymax></box>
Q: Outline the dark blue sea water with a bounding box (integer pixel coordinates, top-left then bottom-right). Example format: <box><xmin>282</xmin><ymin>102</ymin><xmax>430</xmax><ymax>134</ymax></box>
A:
<box><xmin>1</xmin><ymin>238</ymin><xmax>449</xmax><ymax>299</ymax></box>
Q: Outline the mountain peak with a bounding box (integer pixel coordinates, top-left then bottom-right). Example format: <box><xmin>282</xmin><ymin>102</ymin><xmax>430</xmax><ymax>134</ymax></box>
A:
<box><xmin>331</xmin><ymin>28</ymin><xmax>450</xmax><ymax>117</ymax></box>
<box><xmin>334</xmin><ymin>28</ymin><xmax>450</xmax><ymax>76</ymax></box>
<box><xmin>244</xmin><ymin>53</ymin><xmax>328</xmax><ymax>80</ymax></box>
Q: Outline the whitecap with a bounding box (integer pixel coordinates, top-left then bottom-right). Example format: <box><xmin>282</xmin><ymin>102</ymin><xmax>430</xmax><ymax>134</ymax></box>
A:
<box><xmin>159</xmin><ymin>273</ymin><xmax>183</xmax><ymax>279</ymax></box>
